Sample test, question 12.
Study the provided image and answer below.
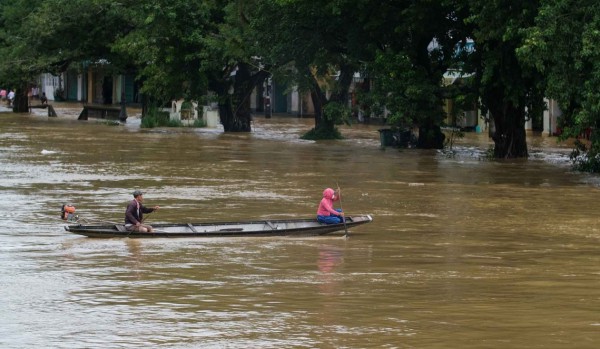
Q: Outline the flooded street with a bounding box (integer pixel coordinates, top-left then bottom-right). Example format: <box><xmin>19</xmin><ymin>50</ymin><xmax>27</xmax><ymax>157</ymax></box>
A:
<box><xmin>1</xmin><ymin>108</ymin><xmax>600</xmax><ymax>348</ymax></box>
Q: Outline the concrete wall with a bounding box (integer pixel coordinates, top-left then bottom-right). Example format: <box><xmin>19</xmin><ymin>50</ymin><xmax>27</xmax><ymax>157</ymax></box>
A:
<box><xmin>543</xmin><ymin>98</ymin><xmax>562</xmax><ymax>136</ymax></box>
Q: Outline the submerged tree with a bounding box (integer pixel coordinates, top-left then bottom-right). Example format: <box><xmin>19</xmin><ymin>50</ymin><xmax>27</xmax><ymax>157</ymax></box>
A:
<box><xmin>520</xmin><ymin>0</ymin><xmax>600</xmax><ymax>170</ymax></box>
<box><xmin>250</xmin><ymin>0</ymin><xmax>373</xmax><ymax>139</ymax></box>
<box><xmin>360</xmin><ymin>0</ymin><xmax>474</xmax><ymax>149</ymax></box>
<box><xmin>0</xmin><ymin>0</ymin><xmax>266</xmax><ymax>131</ymax></box>
<box><xmin>112</xmin><ymin>0</ymin><xmax>217</xmax><ymax>114</ymax></box>
<box><xmin>0</xmin><ymin>0</ymin><xmax>130</xmax><ymax>112</ymax></box>
<box><xmin>464</xmin><ymin>0</ymin><xmax>545</xmax><ymax>158</ymax></box>
<box><xmin>202</xmin><ymin>0</ymin><xmax>270</xmax><ymax>132</ymax></box>
<box><xmin>114</xmin><ymin>0</ymin><xmax>268</xmax><ymax>131</ymax></box>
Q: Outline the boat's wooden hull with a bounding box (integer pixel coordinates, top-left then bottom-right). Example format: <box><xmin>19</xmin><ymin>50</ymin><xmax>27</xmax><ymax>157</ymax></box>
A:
<box><xmin>64</xmin><ymin>215</ymin><xmax>373</xmax><ymax>238</ymax></box>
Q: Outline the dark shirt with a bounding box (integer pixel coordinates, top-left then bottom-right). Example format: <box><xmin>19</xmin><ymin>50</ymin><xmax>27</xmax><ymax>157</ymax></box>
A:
<box><xmin>125</xmin><ymin>199</ymin><xmax>154</xmax><ymax>225</ymax></box>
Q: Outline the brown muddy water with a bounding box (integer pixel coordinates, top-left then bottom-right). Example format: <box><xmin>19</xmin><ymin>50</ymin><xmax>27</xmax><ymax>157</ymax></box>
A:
<box><xmin>1</xmin><ymin>106</ymin><xmax>600</xmax><ymax>348</ymax></box>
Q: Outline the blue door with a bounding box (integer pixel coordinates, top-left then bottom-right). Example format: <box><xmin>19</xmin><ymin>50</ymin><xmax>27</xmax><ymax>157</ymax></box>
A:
<box><xmin>67</xmin><ymin>71</ymin><xmax>78</xmax><ymax>100</ymax></box>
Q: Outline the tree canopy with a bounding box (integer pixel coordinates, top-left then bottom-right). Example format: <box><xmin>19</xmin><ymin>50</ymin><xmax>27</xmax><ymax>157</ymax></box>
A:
<box><xmin>519</xmin><ymin>0</ymin><xmax>600</xmax><ymax>170</ymax></box>
<box><xmin>2</xmin><ymin>0</ymin><xmax>600</xmax><ymax>164</ymax></box>
<box><xmin>0</xmin><ymin>0</ymin><xmax>131</xmax><ymax>110</ymax></box>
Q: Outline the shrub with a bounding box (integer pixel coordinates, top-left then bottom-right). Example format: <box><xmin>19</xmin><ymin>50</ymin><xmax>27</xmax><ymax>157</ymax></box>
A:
<box><xmin>192</xmin><ymin>118</ymin><xmax>206</xmax><ymax>128</ymax></box>
<box><xmin>141</xmin><ymin>105</ymin><xmax>206</xmax><ymax>128</ymax></box>
<box><xmin>141</xmin><ymin>108</ymin><xmax>173</xmax><ymax>128</ymax></box>
<box><xmin>301</xmin><ymin>126</ymin><xmax>343</xmax><ymax>140</ymax></box>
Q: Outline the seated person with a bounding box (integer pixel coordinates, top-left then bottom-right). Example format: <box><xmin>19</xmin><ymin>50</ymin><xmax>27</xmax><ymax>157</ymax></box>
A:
<box><xmin>40</xmin><ymin>92</ymin><xmax>48</xmax><ymax>105</ymax></box>
<box><xmin>125</xmin><ymin>190</ymin><xmax>160</xmax><ymax>233</ymax></box>
<box><xmin>317</xmin><ymin>188</ymin><xmax>344</xmax><ymax>224</ymax></box>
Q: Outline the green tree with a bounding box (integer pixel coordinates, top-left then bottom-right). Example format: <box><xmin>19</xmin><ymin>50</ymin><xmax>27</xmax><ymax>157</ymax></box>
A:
<box><xmin>112</xmin><ymin>0</ymin><xmax>217</xmax><ymax>113</ymax></box>
<box><xmin>0</xmin><ymin>0</ymin><xmax>46</xmax><ymax>112</ymax></box>
<box><xmin>202</xmin><ymin>0</ymin><xmax>270</xmax><ymax>132</ymax></box>
<box><xmin>114</xmin><ymin>0</ymin><xmax>268</xmax><ymax>131</ymax></box>
<box><xmin>361</xmin><ymin>0</ymin><xmax>472</xmax><ymax>148</ymax></box>
<box><xmin>0</xmin><ymin>0</ymin><xmax>129</xmax><ymax>112</ymax></box>
<box><xmin>520</xmin><ymin>0</ymin><xmax>600</xmax><ymax>170</ymax></box>
<box><xmin>465</xmin><ymin>0</ymin><xmax>544</xmax><ymax>158</ymax></box>
<box><xmin>250</xmin><ymin>0</ymin><xmax>372</xmax><ymax>139</ymax></box>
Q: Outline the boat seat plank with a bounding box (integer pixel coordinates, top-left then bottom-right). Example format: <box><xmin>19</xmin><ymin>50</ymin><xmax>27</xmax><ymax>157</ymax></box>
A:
<box><xmin>265</xmin><ymin>221</ymin><xmax>276</xmax><ymax>230</ymax></box>
<box><xmin>115</xmin><ymin>224</ymin><xmax>126</xmax><ymax>232</ymax></box>
<box><xmin>187</xmin><ymin>223</ymin><xmax>198</xmax><ymax>233</ymax></box>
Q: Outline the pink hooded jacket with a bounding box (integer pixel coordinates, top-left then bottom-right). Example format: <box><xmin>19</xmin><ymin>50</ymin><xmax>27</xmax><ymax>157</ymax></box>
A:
<box><xmin>317</xmin><ymin>188</ymin><xmax>340</xmax><ymax>216</ymax></box>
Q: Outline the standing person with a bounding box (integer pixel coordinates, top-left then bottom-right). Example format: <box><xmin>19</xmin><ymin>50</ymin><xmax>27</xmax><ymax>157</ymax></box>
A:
<box><xmin>317</xmin><ymin>188</ymin><xmax>344</xmax><ymax>224</ymax></box>
<box><xmin>125</xmin><ymin>190</ymin><xmax>160</xmax><ymax>233</ymax></box>
<box><xmin>7</xmin><ymin>90</ymin><xmax>15</xmax><ymax>106</ymax></box>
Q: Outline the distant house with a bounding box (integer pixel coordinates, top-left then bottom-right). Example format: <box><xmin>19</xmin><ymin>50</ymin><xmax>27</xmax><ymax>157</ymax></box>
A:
<box><xmin>442</xmin><ymin>70</ymin><xmax>484</xmax><ymax>132</ymax></box>
<box><xmin>249</xmin><ymin>78</ymin><xmax>314</xmax><ymax>117</ymax></box>
<box><xmin>249</xmin><ymin>72</ymin><xmax>376</xmax><ymax>120</ymax></box>
<box><xmin>38</xmin><ymin>62</ymin><xmax>140</xmax><ymax>106</ymax></box>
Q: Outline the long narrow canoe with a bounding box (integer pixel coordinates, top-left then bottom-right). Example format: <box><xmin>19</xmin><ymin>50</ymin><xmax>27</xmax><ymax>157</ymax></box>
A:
<box><xmin>64</xmin><ymin>214</ymin><xmax>373</xmax><ymax>238</ymax></box>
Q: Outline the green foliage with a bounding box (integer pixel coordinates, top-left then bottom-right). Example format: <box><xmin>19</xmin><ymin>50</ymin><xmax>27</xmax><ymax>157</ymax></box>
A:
<box><xmin>323</xmin><ymin>102</ymin><xmax>351</xmax><ymax>126</ymax></box>
<box><xmin>141</xmin><ymin>105</ymin><xmax>207</xmax><ymax>129</ymax></box>
<box><xmin>249</xmin><ymin>0</ymin><xmax>371</xmax><ymax>138</ymax></box>
<box><xmin>2</xmin><ymin>0</ymin><xmax>600</xmax><ymax>155</ymax></box>
<box><xmin>112</xmin><ymin>0</ymin><xmax>219</xmax><ymax>101</ymax></box>
<box><xmin>443</xmin><ymin>127</ymin><xmax>464</xmax><ymax>151</ymax></box>
<box><xmin>192</xmin><ymin>118</ymin><xmax>207</xmax><ymax>128</ymax></box>
<box><xmin>569</xmin><ymin>140</ymin><xmax>600</xmax><ymax>173</ymax></box>
<box><xmin>0</xmin><ymin>0</ymin><xmax>128</xmax><ymax>87</ymax></box>
<box><xmin>519</xmin><ymin>0</ymin><xmax>600</xmax><ymax>169</ymax></box>
<box><xmin>464</xmin><ymin>0</ymin><xmax>544</xmax><ymax>158</ymax></box>
<box><xmin>353</xmin><ymin>0</ymin><xmax>473</xmax><ymax>149</ymax></box>
<box><xmin>301</xmin><ymin>126</ymin><xmax>343</xmax><ymax>140</ymax></box>
<box><xmin>181</xmin><ymin>100</ymin><xmax>194</xmax><ymax>111</ymax></box>
<box><xmin>141</xmin><ymin>107</ymin><xmax>180</xmax><ymax>128</ymax></box>
<box><xmin>568</xmin><ymin>129</ymin><xmax>600</xmax><ymax>172</ymax></box>
<box><xmin>369</xmin><ymin>50</ymin><xmax>444</xmax><ymax>128</ymax></box>
<box><xmin>98</xmin><ymin>120</ymin><xmax>122</xmax><ymax>126</ymax></box>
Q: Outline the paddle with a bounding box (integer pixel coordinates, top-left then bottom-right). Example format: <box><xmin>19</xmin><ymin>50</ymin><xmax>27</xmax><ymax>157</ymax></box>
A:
<box><xmin>336</xmin><ymin>182</ymin><xmax>349</xmax><ymax>238</ymax></box>
<box><xmin>141</xmin><ymin>211</ymin><xmax>151</xmax><ymax>223</ymax></box>
<box><xmin>141</xmin><ymin>205</ymin><xmax>160</xmax><ymax>223</ymax></box>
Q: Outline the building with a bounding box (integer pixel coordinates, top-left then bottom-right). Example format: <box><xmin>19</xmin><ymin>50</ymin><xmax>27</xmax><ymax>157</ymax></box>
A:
<box><xmin>38</xmin><ymin>62</ymin><xmax>140</xmax><ymax>106</ymax></box>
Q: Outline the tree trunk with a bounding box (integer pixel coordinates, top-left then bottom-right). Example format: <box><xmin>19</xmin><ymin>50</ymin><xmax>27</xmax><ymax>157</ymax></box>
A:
<box><xmin>218</xmin><ymin>96</ymin><xmax>237</xmax><ymax>131</ymax></box>
<box><xmin>12</xmin><ymin>87</ymin><xmax>29</xmax><ymax>113</ymax></box>
<box><xmin>417</xmin><ymin>124</ymin><xmax>445</xmax><ymax>149</ymax></box>
<box><xmin>141</xmin><ymin>93</ymin><xmax>148</xmax><ymax>118</ymax></box>
<box><xmin>218</xmin><ymin>85</ymin><xmax>250</xmax><ymax>132</ymax></box>
<box><xmin>309</xmin><ymin>65</ymin><xmax>355</xmax><ymax>135</ymax></box>
<box><xmin>219</xmin><ymin>63</ymin><xmax>270</xmax><ymax>132</ymax></box>
<box><xmin>309</xmin><ymin>74</ymin><xmax>328</xmax><ymax>130</ymax></box>
<box><xmin>332</xmin><ymin>65</ymin><xmax>354</xmax><ymax>105</ymax></box>
<box><xmin>488</xmin><ymin>90</ymin><xmax>528</xmax><ymax>158</ymax></box>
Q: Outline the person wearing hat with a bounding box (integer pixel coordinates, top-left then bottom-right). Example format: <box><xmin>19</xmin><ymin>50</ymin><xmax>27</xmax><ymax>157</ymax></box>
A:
<box><xmin>125</xmin><ymin>190</ymin><xmax>160</xmax><ymax>233</ymax></box>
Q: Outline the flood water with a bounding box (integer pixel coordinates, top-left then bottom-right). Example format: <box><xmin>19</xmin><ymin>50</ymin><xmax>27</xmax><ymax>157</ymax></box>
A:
<box><xmin>1</xmin><ymin>107</ymin><xmax>600</xmax><ymax>348</ymax></box>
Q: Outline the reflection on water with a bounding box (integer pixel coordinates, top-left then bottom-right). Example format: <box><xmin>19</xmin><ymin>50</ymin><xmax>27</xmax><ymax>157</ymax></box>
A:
<box><xmin>1</xmin><ymin>111</ymin><xmax>600</xmax><ymax>348</ymax></box>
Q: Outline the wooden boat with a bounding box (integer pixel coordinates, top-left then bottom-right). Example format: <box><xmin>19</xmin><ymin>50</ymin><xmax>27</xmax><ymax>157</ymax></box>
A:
<box><xmin>64</xmin><ymin>214</ymin><xmax>373</xmax><ymax>238</ymax></box>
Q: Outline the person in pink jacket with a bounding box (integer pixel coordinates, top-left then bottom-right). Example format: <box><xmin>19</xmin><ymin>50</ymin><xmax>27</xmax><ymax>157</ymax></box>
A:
<box><xmin>317</xmin><ymin>188</ymin><xmax>344</xmax><ymax>224</ymax></box>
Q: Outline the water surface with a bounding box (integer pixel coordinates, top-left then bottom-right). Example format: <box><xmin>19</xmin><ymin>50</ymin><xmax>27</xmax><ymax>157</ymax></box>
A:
<box><xmin>1</xmin><ymin>110</ymin><xmax>599</xmax><ymax>348</ymax></box>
